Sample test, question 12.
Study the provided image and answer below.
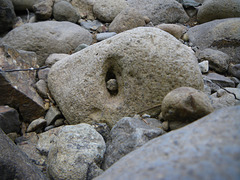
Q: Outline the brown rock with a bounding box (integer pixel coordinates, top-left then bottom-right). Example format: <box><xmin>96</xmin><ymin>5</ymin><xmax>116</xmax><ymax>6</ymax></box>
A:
<box><xmin>162</xmin><ymin>87</ymin><xmax>214</xmax><ymax>130</ymax></box>
<box><xmin>109</xmin><ymin>7</ymin><xmax>148</xmax><ymax>33</ymax></box>
<box><xmin>0</xmin><ymin>45</ymin><xmax>45</xmax><ymax>122</ymax></box>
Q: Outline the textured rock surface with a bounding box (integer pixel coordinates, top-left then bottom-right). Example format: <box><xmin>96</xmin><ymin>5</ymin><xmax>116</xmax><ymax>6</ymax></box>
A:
<box><xmin>109</xmin><ymin>7</ymin><xmax>148</xmax><ymax>33</ymax></box>
<box><xmin>48</xmin><ymin>27</ymin><xmax>203</xmax><ymax>127</ymax></box>
<box><xmin>0</xmin><ymin>21</ymin><xmax>92</xmax><ymax>66</ymax></box>
<box><xmin>0</xmin><ymin>129</ymin><xmax>47</xmax><ymax>180</ymax></box>
<box><xmin>156</xmin><ymin>23</ymin><xmax>187</xmax><ymax>39</ymax></box>
<box><xmin>47</xmin><ymin>123</ymin><xmax>106</xmax><ymax>180</ymax></box>
<box><xmin>95</xmin><ymin>106</ymin><xmax>240</xmax><ymax>180</ymax></box>
<box><xmin>45</xmin><ymin>53</ymin><xmax>70</xmax><ymax>67</ymax></box>
<box><xmin>36</xmin><ymin>126</ymin><xmax>63</xmax><ymax>156</ymax></box>
<box><xmin>16</xmin><ymin>132</ymin><xmax>47</xmax><ymax>173</ymax></box>
<box><xmin>161</xmin><ymin>87</ymin><xmax>214</xmax><ymax>130</ymax></box>
<box><xmin>196</xmin><ymin>48</ymin><xmax>229</xmax><ymax>73</ymax></box>
<box><xmin>211</xmin><ymin>88</ymin><xmax>240</xmax><ymax>110</ymax></box>
<box><xmin>128</xmin><ymin>0</ymin><xmax>189</xmax><ymax>25</ymax></box>
<box><xmin>197</xmin><ymin>0</ymin><xmax>240</xmax><ymax>23</ymax></box>
<box><xmin>33</xmin><ymin>0</ymin><xmax>53</xmax><ymax>20</ymax></box>
<box><xmin>187</xmin><ymin>18</ymin><xmax>240</xmax><ymax>64</ymax></box>
<box><xmin>0</xmin><ymin>45</ymin><xmax>45</xmax><ymax>122</ymax></box>
<box><xmin>0</xmin><ymin>106</ymin><xmax>20</xmax><ymax>134</ymax></box>
<box><xmin>93</xmin><ymin>0</ymin><xmax>128</xmax><ymax>23</ymax></box>
<box><xmin>103</xmin><ymin>115</ymin><xmax>165</xmax><ymax>170</ymax></box>
<box><xmin>70</xmin><ymin>0</ymin><xmax>96</xmax><ymax>20</ymax></box>
<box><xmin>0</xmin><ymin>0</ymin><xmax>16</xmax><ymax>34</ymax></box>
<box><xmin>53</xmin><ymin>1</ymin><xmax>79</xmax><ymax>23</ymax></box>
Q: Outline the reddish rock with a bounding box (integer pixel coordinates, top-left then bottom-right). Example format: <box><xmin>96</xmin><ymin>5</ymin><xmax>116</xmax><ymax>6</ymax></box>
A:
<box><xmin>0</xmin><ymin>45</ymin><xmax>45</xmax><ymax>122</ymax></box>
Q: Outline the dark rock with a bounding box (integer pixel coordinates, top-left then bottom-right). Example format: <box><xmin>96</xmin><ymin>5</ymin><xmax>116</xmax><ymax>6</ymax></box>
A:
<box><xmin>16</xmin><ymin>132</ymin><xmax>47</xmax><ymax>174</ymax></box>
<box><xmin>103</xmin><ymin>115</ymin><xmax>165</xmax><ymax>170</ymax></box>
<box><xmin>0</xmin><ymin>45</ymin><xmax>45</xmax><ymax>122</ymax></box>
<box><xmin>0</xmin><ymin>0</ymin><xmax>16</xmax><ymax>34</ymax></box>
<box><xmin>228</xmin><ymin>64</ymin><xmax>240</xmax><ymax>80</ymax></box>
<box><xmin>95</xmin><ymin>106</ymin><xmax>240</xmax><ymax>180</ymax></box>
<box><xmin>197</xmin><ymin>0</ymin><xmax>240</xmax><ymax>23</ymax></box>
<box><xmin>196</xmin><ymin>48</ymin><xmax>229</xmax><ymax>74</ymax></box>
<box><xmin>33</xmin><ymin>0</ymin><xmax>53</xmax><ymax>20</ymax></box>
<box><xmin>0</xmin><ymin>129</ymin><xmax>47</xmax><ymax>180</ymax></box>
<box><xmin>187</xmin><ymin>18</ymin><xmax>240</xmax><ymax>64</ymax></box>
<box><xmin>207</xmin><ymin>73</ymin><xmax>235</xmax><ymax>88</ymax></box>
<box><xmin>11</xmin><ymin>0</ymin><xmax>42</xmax><ymax>11</ymax></box>
<box><xmin>92</xmin><ymin>122</ymin><xmax>111</xmax><ymax>142</ymax></box>
<box><xmin>0</xmin><ymin>106</ymin><xmax>21</xmax><ymax>134</ymax></box>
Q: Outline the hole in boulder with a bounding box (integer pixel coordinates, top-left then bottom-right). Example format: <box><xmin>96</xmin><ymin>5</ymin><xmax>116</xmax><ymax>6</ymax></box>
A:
<box><xmin>105</xmin><ymin>68</ymin><xmax>118</xmax><ymax>96</ymax></box>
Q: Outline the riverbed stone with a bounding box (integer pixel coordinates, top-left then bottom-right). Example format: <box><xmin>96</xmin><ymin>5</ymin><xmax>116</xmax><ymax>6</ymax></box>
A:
<box><xmin>0</xmin><ymin>21</ymin><xmax>92</xmax><ymax>66</ymax></box>
<box><xmin>48</xmin><ymin>27</ymin><xmax>203</xmax><ymax>127</ymax></box>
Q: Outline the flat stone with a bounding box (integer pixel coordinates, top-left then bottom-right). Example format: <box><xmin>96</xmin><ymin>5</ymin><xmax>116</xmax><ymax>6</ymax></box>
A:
<box><xmin>207</xmin><ymin>73</ymin><xmax>235</xmax><ymax>88</ymax></box>
<box><xmin>96</xmin><ymin>32</ymin><xmax>117</xmax><ymax>41</ymax></box>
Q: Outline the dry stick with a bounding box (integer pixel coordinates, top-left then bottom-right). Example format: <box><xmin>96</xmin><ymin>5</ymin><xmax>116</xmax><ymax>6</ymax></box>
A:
<box><xmin>137</xmin><ymin>104</ymin><xmax>162</xmax><ymax>115</ymax></box>
<box><xmin>0</xmin><ymin>66</ymin><xmax>48</xmax><ymax>73</ymax></box>
<box><xmin>214</xmin><ymin>82</ymin><xmax>240</xmax><ymax>101</ymax></box>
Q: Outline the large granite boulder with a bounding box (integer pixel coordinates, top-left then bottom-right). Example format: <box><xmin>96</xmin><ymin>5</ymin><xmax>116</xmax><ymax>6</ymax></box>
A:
<box><xmin>197</xmin><ymin>0</ymin><xmax>240</xmax><ymax>23</ymax></box>
<box><xmin>95</xmin><ymin>106</ymin><xmax>240</xmax><ymax>180</ymax></box>
<box><xmin>0</xmin><ymin>21</ymin><xmax>92</xmax><ymax>66</ymax></box>
<box><xmin>47</xmin><ymin>123</ymin><xmax>106</xmax><ymax>180</ymax></box>
<box><xmin>186</xmin><ymin>18</ymin><xmax>240</xmax><ymax>64</ymax></box>
<box><xmin>127</xmin><ymin>0</ymin><xmax>189</xmax><ymax>25</ymax></box>
<box><xmin>0</xmin><ymin>0</ymin><xmax>16</xmax><ymax>34</ymax></box>
<box><xmin>48</xmin><ymin>27</ymin><xmax>203</xmax><ymax>127</ymax></box>
<box><xmin>0</xmin><ymin>129</ymin><xmax>47</xmax><ymax>180</ymax></box>
<box><xmin>0</xmin><ymin>45</ymin><xmax>45</xmax><ymax>122</ymax></box>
